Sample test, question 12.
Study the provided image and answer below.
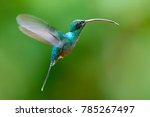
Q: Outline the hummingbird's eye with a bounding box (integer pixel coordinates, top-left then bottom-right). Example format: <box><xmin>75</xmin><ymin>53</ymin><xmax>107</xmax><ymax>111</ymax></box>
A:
<box><xmin>75</xmin><ymin>22</ymin><xmax>81</xmax><ymax>29</ymax></box>
<box><xmin>75</xmin><ymin>21</ymin><xmax>85</xmax><ymax>29</ymax></box>
<box><xmin>81</xmin><ymin>21</ymin><xmax>85</xmax><ymax>24</ymax></box>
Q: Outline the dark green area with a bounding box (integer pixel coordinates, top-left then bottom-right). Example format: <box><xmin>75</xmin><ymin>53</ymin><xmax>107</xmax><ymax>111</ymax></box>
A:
<box><xmin>0</xmin><ymin>0</ymin><xmax>150</xmax><ymax>99</ymax></box>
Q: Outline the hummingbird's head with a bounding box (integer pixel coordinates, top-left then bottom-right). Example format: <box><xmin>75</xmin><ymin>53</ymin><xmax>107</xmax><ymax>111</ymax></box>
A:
<box><xmin>70</xmin><ymin>20</ymin><xmax>86</xmax><ymax>32</ymax></box>
<box><xmin>70</xmin><ymin>18</ymin><xmax>119</xmax><ymax>32</ymax></box>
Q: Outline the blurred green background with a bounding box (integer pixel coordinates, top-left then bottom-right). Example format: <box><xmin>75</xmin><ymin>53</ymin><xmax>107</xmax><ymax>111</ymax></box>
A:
<box><xmin>0</xmin><ymin>0</ymin><xmax>150</xmax><ymax>99</ymax></box>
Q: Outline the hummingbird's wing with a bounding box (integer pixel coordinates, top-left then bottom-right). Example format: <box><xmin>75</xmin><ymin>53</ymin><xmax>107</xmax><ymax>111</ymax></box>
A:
<box><xmin>16</xmin><ymin>14</ymin><xmax>63</xmax><ymax>47</ymax></box>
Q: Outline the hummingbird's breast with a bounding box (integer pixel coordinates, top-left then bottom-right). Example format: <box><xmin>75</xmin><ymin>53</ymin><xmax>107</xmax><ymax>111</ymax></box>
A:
<box><xmin>60</xmin><ymin>41</ymin><xmax>74</xmax><ymax>57</ymax></box>
<box><xmin>59</xmin><ymin>31</ymin><xmax>80</xmax><ymax>58</ymax></box>
<box><xmin>59</xmin><ymin>32</ymin><xmax>77</xmax><ymax>57</ymax></box>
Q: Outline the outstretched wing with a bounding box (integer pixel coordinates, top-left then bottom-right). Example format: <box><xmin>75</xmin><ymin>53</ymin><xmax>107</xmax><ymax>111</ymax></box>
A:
<box><xmin>16</xmin><ymin>14</ymin><xmax>63</xmax><ymax>47</ymax></box>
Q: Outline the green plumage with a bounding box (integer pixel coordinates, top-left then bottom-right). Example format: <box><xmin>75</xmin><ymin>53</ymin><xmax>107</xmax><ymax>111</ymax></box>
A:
<box><xmin>16</xmin><ymin>14</ymin><xmax>119</xmax><ymax>91</ymax></box>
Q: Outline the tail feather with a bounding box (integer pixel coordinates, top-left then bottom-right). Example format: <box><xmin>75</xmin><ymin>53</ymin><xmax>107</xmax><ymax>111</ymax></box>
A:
<box><xmin>41</xmin><ymin>62</ymin><xmax>54</xmax><ymax>91</ymax></box>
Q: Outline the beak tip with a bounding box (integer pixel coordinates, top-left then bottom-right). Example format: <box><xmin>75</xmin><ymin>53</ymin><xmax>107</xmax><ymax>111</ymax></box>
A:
<box><xmin>114</xmin><ymin>22</ymin><xmax>119</xmax><ymax>26</ymax></box>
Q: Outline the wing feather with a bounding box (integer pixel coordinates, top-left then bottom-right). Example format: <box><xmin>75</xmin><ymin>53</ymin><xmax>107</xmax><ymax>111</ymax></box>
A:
<box><xmin>16</xmin><ymin>14</ymin><xmax>62</xmax><ymax>47</ymax></box>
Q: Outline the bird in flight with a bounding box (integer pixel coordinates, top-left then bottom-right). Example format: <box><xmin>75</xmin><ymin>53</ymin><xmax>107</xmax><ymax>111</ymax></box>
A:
<box><xmin>16</xmin><ymin>14</ymin><xmax>119</xmax><ymax>91</ymax></box>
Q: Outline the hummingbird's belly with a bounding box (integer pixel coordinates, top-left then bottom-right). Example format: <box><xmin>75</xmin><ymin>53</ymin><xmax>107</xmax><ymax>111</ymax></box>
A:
<box><xmin>60</xmin><ymin>43</ymin><xmax>74</xmax><ymax>57</ymax></box>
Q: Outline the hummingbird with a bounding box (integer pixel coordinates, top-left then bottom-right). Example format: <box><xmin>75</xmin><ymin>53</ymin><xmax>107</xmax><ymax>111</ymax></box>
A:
<box><xmin>16</xmin><ymin>14</ymin><xmax>118</xmax><ymax>91</ymax></box>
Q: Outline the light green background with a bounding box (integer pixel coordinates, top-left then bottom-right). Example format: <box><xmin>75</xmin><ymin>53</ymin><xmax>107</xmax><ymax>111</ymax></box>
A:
<box><xmin>0</xmin><ymin>0</ymin><xmax>150</xmax><ymax>99</ymax></box>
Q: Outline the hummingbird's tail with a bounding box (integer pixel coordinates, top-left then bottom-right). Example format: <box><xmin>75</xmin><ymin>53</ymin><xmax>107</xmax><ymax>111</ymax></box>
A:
<box><xmin>41</xmin><ymin>62</ymin><xmax>54</xmax><ymax>91</ymax></box>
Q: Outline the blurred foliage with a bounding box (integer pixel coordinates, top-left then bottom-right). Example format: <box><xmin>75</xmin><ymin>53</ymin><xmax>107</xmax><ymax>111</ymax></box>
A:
<box><xmin>0</xmin><ymin>0</ymin><xmax>150</xmax><ymax>99</ymax></box>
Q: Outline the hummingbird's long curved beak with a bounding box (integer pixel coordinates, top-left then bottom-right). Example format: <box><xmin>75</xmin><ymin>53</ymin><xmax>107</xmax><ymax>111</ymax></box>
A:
<box><xmin>85</xmin><ymin>18</ymin><xmax>119</xmax><ymax>25</ymax></box>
